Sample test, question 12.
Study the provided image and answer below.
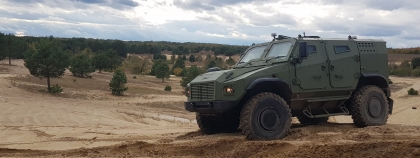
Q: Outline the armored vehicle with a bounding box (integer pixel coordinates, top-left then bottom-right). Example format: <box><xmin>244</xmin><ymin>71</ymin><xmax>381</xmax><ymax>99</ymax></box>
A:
<box><xmin>184</xmin><ymin>33</ymin><xmax>393</xmax><ymax>140</ymax></box>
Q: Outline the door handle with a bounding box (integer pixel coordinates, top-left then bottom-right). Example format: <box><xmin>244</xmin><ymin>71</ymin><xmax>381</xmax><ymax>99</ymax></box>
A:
<box><xmin>335</xmin><ymin>75</ymin><xmax>343</xmax><ymax>78</ymax></box>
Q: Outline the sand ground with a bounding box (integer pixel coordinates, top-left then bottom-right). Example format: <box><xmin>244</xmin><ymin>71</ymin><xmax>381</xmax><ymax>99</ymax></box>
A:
<box><xmin>0</xmin><ymin>60</ymin><xmax>419</xmax><ymax>157</ymax></box>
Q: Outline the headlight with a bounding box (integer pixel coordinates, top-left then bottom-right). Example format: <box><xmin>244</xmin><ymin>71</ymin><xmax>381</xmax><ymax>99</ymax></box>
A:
<box><xmin>224</xmin><ymin>86</ymin><xmax>234</xmax><ymax>94</ymax></box>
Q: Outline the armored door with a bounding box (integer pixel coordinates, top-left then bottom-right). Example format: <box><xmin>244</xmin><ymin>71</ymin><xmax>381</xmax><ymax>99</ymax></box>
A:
<box><xmin>325</xmin><ymin>41</ymin><xmax>360</xmax><ymax>89</ymax></box>
<box><xmin>296</xmin><ymin>41</ymin><xmax>329</xmax><ymax>90</ymax></box>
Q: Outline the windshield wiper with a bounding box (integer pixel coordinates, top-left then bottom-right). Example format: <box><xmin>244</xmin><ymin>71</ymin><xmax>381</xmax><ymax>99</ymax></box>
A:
<box><xmin>237</xmin><ymin>61</ymin><xmax>253</xmax><ymax>66</ymax></box>
<box><xmin>265</xmin><ymin>56</ymin><xmax>286</xmax><ymax>63</ymax></box>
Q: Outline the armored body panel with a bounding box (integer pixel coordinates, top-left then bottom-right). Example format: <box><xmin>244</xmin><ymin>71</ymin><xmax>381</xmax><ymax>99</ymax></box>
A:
<box><xmin>184</xmin><ymin>34</ymin><xmax>392</xmax><ymax>140</ymax></box>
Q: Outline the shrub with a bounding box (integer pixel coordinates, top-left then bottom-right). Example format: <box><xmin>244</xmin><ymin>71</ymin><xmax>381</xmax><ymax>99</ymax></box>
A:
<box><xmin>109</xmin><ymin>70</ymin><xmax>128</xmax><ymax>96</ymax></box>
<box><xmin>412</xmin><ymin>57</ymin><xmax>420</xmax><ymax>69</ymax></box>
<box><xmin>164</xmin><ymin>85</ymin><xmax>172</xmax><ymax>91</ymax></box>
<box><xmin>400</xmin><ymin>60</ymin><xmax>411</xmax><ymax>68</ymax></box>
<box><xmin>51</xmin><ymin>84</ymin><xmax>63</xmax><ymax>93</ymax></box>
<box><xmin>173</xmin><ymin>68</ymin><xmax>183</xmax><ymax>76</ymax></box>
<box><xmin>408</xmin><ymin>88</ymin><xmax>419</xmax><ymax>95</ymax></box>
<box><xmin>412</xmin><ymin>69</ymin><xmax>420</xmax><ymax>77</ymax></box>
<box><xmin>133</xmin><ymin>76</ymin><xmax>137</xmax><ymax>79</ymax></box>
<box><xmin>390</xmin><ymin>68</ymin><xmax>412</xmax><ymax>77</ymax></box>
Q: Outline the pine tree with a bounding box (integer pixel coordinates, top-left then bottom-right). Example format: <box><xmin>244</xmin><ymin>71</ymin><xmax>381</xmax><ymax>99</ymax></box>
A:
<box><xmin>24</xmin><ymin>39</ymin><xmax>69</xmax><ymax>92</ymax></box>
<box><xmin>154</xmin><ymin>62</ymin><xmax>170</xmax><ymax>82</ymax></box>
<box><xmin>69</xmin><ymin>53</ymin><xmax>95</xmax><ymax>77</ymax></box>
<box><xmin>189</xmin><ymin>54</ymin><xmax>196</xmax><ymax>62</ymax></box>
<box><xmin>109</xmin><ymin>69</ymin><xmax>128</xmax><ymax>95</ymax></box>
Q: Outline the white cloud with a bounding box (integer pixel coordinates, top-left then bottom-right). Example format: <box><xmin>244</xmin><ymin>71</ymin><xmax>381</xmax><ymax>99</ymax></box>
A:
<box><xmin>0</xmin><ymin>0</ymin><xmax>419</xmax><ymax>47</ymax></box>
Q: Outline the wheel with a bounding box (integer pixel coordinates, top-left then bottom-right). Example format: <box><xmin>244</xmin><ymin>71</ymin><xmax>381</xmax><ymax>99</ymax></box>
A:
<box><xmin>196</xmin><ymin>113</ymin><xmax>239</xmax><ymax>135</ymax></box>
<box><xmin>239</xmin><ymin>92</ymin><xmax>291</xmax><ymax>140</ymax></box>
<box><xmin>297</xmin><ymin>116</ymin><xmax>329</xmax><ymax>125</ymax></box>
<box><xmin>350</xmin><ymin>85</ymin><xmax>389</xmax><ymax>127</ymax></box>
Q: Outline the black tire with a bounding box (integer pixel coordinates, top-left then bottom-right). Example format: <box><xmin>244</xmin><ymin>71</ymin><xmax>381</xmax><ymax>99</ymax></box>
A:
<box><xmin>350</xmin><ymin>85</ymin><xmax>389</xmax><ymax>127</ymax></box>
<box><xmin>297</xmin><ymin>116</ymin><xmax>329</xmax><ymax>125</ymax></box>
<box><xmin>239</xmin><ymin>92</ymin><xmax>291</xmax><ymax>140</ymax></box>
<box><xmin>196</xmin><ymin>113</ymin><xmax>239</xmax><ymax>135</ymax></box>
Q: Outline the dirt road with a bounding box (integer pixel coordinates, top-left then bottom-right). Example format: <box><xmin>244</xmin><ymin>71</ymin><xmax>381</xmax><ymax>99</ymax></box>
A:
<box><xmin>1</xmin><ymin>60</ymin><xmax>420</xmax><ymax>157</ymax></box>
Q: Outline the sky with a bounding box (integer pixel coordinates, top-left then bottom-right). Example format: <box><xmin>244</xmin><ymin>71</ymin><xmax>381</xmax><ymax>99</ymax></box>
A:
<box><xmin>1</xmin><ymin>0</ymin><xmax>419</xmax><ymax>48</ymax></box>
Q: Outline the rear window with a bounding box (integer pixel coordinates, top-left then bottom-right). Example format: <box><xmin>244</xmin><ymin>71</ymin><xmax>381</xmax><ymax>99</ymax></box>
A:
<box><xmin>334</xmin><ymin>45</ymin><xmax>350</xmax><ymax>53</ymax></box>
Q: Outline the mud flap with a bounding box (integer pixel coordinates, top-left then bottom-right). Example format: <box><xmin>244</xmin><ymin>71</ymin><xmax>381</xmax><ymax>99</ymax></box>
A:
<box><xmin>388</xmin><ymin>98</ymin><xmax>394</xmax><ymax>114</ymax></box>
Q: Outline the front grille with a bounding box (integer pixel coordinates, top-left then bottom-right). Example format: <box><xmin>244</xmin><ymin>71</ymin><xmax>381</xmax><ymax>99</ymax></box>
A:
<box><xmin>190</xmin><ymin>82</ymin><xmax>215</xmax><ymax>101</ymax></box>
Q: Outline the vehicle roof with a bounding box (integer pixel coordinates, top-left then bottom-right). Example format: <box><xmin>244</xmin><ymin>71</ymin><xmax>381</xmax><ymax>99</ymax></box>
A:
<box><xmin>300</xmin><ymin>38</ymin><xmax>386</xmax><ymax>42</ymax></box>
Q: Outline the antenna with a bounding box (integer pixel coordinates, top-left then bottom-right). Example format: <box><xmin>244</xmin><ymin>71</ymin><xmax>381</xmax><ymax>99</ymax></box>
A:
<box><xmin>271</xmin><ymin>33</ymin><xmax>277</xmax><ymax>41</ymax></box>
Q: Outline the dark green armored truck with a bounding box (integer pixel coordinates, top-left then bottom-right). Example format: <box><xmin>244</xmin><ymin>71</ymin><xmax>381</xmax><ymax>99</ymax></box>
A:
<box><xmin>184</xmin><ymin>33</ymin><xmax>393</xmax><ymax>140</ymax></box>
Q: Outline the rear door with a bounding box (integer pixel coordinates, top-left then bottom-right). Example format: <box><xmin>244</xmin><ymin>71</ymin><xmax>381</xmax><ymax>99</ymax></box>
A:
<box><xmin>325</xmin><ymin>40</ymin><xmax>360</xmax><ymax>89</ymax></box>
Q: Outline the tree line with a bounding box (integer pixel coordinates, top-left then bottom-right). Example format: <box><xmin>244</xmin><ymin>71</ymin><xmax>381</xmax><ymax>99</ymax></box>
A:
<box><xmin>2</xmin><ymin>32</ymin><xmax>244</xmax><ymax>95</ymax></box>
<box><xmin>0</xmin><ymin>32</ymin><xmax>249</xmax><ymax>64</ymax></box>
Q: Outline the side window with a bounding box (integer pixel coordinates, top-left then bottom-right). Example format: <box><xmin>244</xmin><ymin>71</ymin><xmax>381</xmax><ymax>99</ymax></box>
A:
<box><xmin>334</xmin><ymin>45</ymin><xmax>350</xmax><ymax>53</ymax></box>
<box><xmin>307</xmin><ymin>45</ymin><xmax>316</xmax><ymax>54</ymax></box>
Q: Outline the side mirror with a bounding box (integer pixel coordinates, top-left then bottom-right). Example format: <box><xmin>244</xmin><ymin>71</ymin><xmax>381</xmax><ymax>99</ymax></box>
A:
<box><xmin>299</xmin><ymin>42</ymin><xmax>308</xmax><ymax>58</ymax></box>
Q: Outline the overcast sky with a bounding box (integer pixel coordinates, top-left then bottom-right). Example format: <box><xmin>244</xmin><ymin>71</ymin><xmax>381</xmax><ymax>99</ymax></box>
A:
<box><xmin>1</xmin><ymin>0</ymin><xmax>419</xmax><ymax>48</ymax></box>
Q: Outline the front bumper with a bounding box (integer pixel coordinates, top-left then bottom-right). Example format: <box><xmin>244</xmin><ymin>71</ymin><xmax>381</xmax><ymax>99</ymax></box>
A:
<box><xmin>184</xmin><ymin>101</ymin><xmax>237</xmax><ymax>113</ymax></box>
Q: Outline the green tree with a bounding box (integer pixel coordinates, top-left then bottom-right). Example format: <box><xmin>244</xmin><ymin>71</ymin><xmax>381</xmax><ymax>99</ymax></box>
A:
<box><xmin>0</xmin><ymin>33</ymin><xmax>5</xmax><ymax>61</ymax></box>
<box><xmin>171</xmin><ymin>57</ymin><xmax>185</xmax><ymax>73</ymax></box>
<box><xmin>109</xmin><ymin>69</ymin><xmax>128</xmax><ymax>95</ymax></box>
<box><xmin>214</xmin><ymin>57</ymin><xmax>225</xmax><ymax>69</ymax></box>
<box><xmin>150</xmin><ymin>59</ymin><xmax>164</xmax><ymax>76</ymax></box>
<box><xmin>180</xmin><ymin>65</ymin><xmax>203</xmax><ymax>88</ymax></box>
<box><xmin>182</xmin><ymin>55</ymin><xmax>187</xmax><ymax>60</ymax></box>
<box><xmin>153</xmin><ymin>54</ymin><xmax>167</xmax><ymax>60</ymax></box>
<box><xmin>154</xmin><ymin>62</ymin><xmax>170</xmax><ymax>82</ymax></box>
<box><xmin>92</xmin><ymin>51</ymin><xmax>107</xmax><ymax>73</ymax></box>
<box><xmin>207</xmin><ymin>60</ymin><xmax>216</xmax><ymax>69</ymax></box>
<box><xmin>0</xmin><ymin>33</ymin><xmax>26</xmax><ymax>65</ymax></box>
<box><xmin>189</xmin><ymin>54</ymin><xmax>196</xmax><ymax>62</ymax></box>
<box><xmin>111</xmin><ymin>40</ymin><xmax>127</xmax><ymax>57</ymax></box>
<box><xmin>170</xmin><ymin>54</ymin><xmax>176</xmax><ymax>63</ymax></box>
<box><xmin>23</xmin><ymin>39</ymin><xmax>69</xmax><ymax>92</ymax></box>
<box><xmin>69</xmin><ymin>53</ymin><xmax>95</xmax><ymax>77</ymax></box>
<box><xmin>92</xmin><ymin>49</ymin><xmax>121</xmax><ymax>73</ymax></box>
<box><xmin>412</xmin><ymin>57</ymin><xmax>420</xmax><ymax>69</ymax></box>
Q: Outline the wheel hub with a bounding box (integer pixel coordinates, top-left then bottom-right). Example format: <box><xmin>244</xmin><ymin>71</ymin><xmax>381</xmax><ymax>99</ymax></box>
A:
<box><xmin>259</xmin><ymin>108</ymin><xmax>280</xmax><ymax>131</ymax></box>
<box><xmin>368</xmin><ymin>97</ymin><xmax>382</xmax><ymax>117</ymax></box>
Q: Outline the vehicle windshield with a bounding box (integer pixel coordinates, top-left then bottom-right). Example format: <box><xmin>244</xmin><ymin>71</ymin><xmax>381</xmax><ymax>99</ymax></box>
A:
<box><xmin>238</xmin><ymin>46</ymin><xmax>267</xmax><ymax>64</ymax></box>
<box><xmin>266</xmin><ymin>42</ymin><xmax>293</xmax><ymax>58</ymax></box>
